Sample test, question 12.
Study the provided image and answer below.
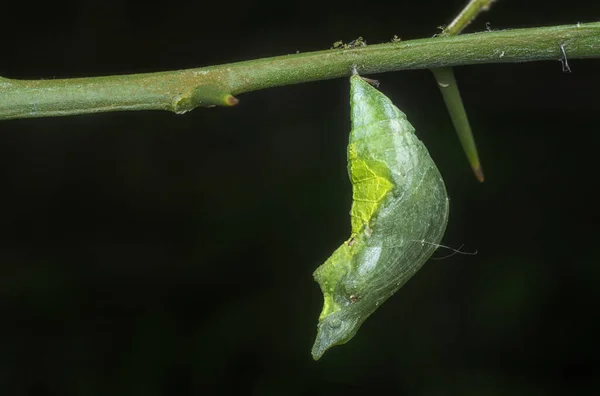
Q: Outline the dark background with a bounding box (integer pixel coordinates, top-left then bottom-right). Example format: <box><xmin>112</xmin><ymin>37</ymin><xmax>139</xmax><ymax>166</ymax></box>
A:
<box><xmin>1</xmin><ymin>0</ymin><xmax>599</xmax><ymax>394</ymax></box>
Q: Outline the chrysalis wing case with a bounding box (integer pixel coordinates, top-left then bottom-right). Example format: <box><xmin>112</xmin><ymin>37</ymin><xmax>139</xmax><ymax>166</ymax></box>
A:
<box><xmin>312</xmin><ymin>75</ymin><xmax>449</xmax><ymax>360</ymax></box>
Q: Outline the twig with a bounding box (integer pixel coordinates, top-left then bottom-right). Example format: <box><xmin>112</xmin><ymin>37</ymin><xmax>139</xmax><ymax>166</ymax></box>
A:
<box><xmin>0</xmin><ymin>22</ymin><xmax>598</xmax><ymax>121</ymax></box>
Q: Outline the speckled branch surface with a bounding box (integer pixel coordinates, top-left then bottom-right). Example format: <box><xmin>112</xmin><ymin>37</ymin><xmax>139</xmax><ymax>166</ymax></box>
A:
<box><xmin>0</xmin><ymin>22</ymin><xmax>598</xmax><ymax>121</ymax></box>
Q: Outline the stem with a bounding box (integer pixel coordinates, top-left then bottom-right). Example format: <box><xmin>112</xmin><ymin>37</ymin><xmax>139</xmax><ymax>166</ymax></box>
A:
<box><xmin>444</xmin><ymin>0</ymin><xmax>497</xmax><ymax>35</ymax></box>
<box><xmin>1</xmin><ymin>22</ymin><xmax>598</xmax><ymax>121</ymax></box>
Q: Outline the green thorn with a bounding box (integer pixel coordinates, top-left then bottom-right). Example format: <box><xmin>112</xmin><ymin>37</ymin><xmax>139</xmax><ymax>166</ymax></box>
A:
<box><xmin>173</xmin><ymin>85</ymin><xmax>239</xmax><ymax>114</ymax></box>
<box><xmin>431</xmin><ymin>67</ymin><xmax>484</xmax><ymax>182</ymax></box>
<box><xmin>191</xmin><ymin>85</ymin><xmax>239</xmax><ymax>107</ymax></box>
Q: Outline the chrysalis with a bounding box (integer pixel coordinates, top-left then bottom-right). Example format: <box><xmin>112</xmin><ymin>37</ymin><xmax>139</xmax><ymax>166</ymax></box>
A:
<box><xmin>312</xmin><ymin>75</ymin><xmax>449</xmax><ymax>360</ymax></box>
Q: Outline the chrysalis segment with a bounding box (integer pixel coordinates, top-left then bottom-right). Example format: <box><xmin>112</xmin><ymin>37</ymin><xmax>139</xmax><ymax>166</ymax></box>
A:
<box><xmin>348</xmin><ymin>143</ymin><xmax>394</xmax><ymax>233</ymax></box>
<box><xmin>312</xmin><ymin>75</ymin><xmax>449</xmax><ymax>360</ymax></box>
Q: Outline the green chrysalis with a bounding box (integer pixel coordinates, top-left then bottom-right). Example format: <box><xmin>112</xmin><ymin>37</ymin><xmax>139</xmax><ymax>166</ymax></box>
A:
<box><xmin>312</xmin><ymin>74</ymin><xmax>449</xmax><ymax>360</ymax></box>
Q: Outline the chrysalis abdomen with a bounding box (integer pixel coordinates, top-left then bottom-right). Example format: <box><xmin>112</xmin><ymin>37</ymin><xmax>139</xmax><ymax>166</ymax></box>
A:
<box><xmin>312</xmin><ymin>75</ymin><xmax>449</xmax><ymax>360</ymax></box>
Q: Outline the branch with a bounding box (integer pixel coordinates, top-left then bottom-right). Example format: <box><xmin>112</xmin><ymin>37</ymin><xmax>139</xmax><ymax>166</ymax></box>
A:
<box><xmin>444</xmin><ymin>0</ymin><xmax>497</xmax><ymax>36</ymax></box>
<box><xmin>1</xmin><ymin>22</ymin><xmax>598</xmax><ymax>121</ymax></box>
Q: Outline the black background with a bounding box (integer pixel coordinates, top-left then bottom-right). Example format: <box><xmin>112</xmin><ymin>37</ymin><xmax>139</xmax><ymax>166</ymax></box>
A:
<box><xmin>1</xmin><ymin>1</ymin><xmax>599</xmax><ymax>395</ymax></box>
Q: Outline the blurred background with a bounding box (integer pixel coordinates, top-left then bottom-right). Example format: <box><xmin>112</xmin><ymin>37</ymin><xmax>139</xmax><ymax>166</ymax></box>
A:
<box><xmin>1</xmin><ymin>0</ymin><xmax>599</xmax><ymax>394</ymax></box>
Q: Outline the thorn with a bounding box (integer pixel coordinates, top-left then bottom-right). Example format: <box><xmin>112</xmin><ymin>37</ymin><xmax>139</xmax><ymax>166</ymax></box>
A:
<box><xmin>473</xmin><ymin>163</ymin><xmax>485</xmax><ymax>183</ymax></box>
<box><xmin>226</xmin><ymin>95</ymin><xmax>239</xmax><ymax>106</ymax></box>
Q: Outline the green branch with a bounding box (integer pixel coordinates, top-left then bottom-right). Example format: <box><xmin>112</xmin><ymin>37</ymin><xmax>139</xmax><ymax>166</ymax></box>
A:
<box><xmin>1</xmin><ymin>22</ymin><xmax>598</xmax><ymax>121</ymax></box>
<box><xmin>444</xmin><ymin>0</ymin><xmax>497</xmax><ymax>36</ymax></box>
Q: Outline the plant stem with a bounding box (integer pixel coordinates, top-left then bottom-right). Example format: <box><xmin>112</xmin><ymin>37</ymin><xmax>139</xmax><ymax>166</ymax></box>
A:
<box><xmin>1</xmin><ymin>22</ymin><xmax>598</xmax><ymax>121</ymax></box>
<box><xmin>444</xmin><ymin>0</ymin><xmax>497</xmax><ymax>35</ymax></box>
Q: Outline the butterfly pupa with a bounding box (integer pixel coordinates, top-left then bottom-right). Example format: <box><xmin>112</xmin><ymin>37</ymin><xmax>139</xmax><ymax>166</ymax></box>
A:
<box><xmin>312</xmin><ymin>75</ymin><xmax>449</xmax><ymax>360</ymax></box>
